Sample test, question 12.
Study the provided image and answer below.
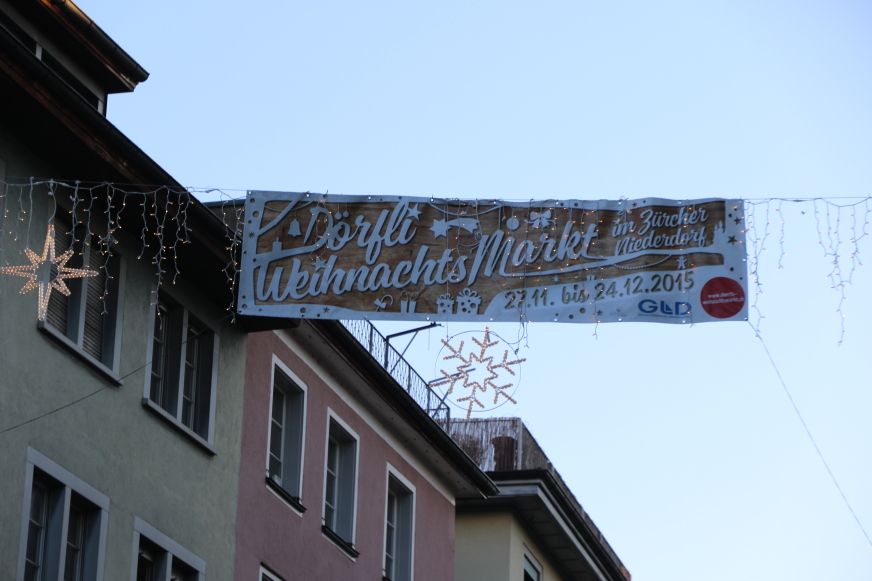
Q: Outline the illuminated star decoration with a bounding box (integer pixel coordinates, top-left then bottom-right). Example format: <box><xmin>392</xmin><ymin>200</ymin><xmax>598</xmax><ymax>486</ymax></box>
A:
<box><xmin>429</xmin><ymin>327</ymin><xmax>526</xmax><ymax>418</ymax></box>
<box><xmin>0</xmin><ymin>223</ymin><xmax>97</xmax><ymax>321</ymax></box>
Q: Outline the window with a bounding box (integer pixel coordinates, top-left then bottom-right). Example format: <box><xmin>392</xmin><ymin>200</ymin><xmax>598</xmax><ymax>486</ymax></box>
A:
<box><xmin>132</xmin><ymin>517</ymin><xmax>204</xmax><ymax>581</ymax></box>
<box><xmin>18</xmin><ymin>449</ymin><xmax>108</xmax><ymax>581</ymax></box>
<box><xmin>322</xmin><ymin>414</ymin><xmax>358</xmax><ymax>551</ymax></box>
<box><xmin>384</xmin><ymin>471</ymin><xmax>415</xmax><ymax>581</ymax></box>
<box><xmin>266</xmin><ymin>362</ymin><xmax>306</xmax><ymax>505</ymax></box>
<box><xmin>147</xmin><ymin>294</ymin><xmax>217</xmax><ymax>443</ymax></box>
<box><xmin>43</xmin><ymin>220</ymin><xmax>121</xmax><ymax>373</ymax></box>
<box><xmin>259</xmin><ymin>565</ymin><xmax>284</xmax><ymax>581</ymax></box>
<box><xmin>523</xmin><ymin>555</ymin><xmax>541</xmax><ymax>581</ymax></box>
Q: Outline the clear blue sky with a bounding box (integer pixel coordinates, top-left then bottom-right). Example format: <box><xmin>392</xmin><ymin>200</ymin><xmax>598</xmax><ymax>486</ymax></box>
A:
<box><xmin>81</xmin><ymin>1</ymin><xmax>872</xmax><ymax>579</ymax></box>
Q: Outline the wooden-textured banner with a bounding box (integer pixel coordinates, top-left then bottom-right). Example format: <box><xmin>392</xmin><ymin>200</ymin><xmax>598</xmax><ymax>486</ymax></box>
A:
<box><xmin>238</xmin><ymin>193</ymin><xmax>748</xmax><ymax>324</ymax></box>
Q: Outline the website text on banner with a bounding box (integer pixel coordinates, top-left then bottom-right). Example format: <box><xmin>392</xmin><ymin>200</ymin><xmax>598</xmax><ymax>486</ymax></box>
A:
<box><xmin>237</xmin><ymin>193</ymin><xmax>748</xmax><ymax>324</ymax></box>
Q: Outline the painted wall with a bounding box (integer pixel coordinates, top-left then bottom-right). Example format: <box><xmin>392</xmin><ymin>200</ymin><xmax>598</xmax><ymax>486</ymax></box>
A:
<box><xmin>0</xmin><ymin>130</ymin><xmax>247</xmax><ymax>580</ymax></box>
<box><xmin>234</xmin><ymin>329</ymin><xmax>457</xmax><ymax>581</ymax></box>
<box><xmin>455</xmin><ymin>511</ymin><xmax>564</xmax><ymax>581</ymax></box>
<box><xmin>455</xmin><ymin>512</ymin><xmax>513</xmax><ymax>581</ymax></box>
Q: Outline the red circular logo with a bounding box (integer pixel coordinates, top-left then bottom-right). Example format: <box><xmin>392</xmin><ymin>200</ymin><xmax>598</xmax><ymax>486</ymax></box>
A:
<box><xmin>700</xmin><ymin>277</ymin><xmax>745</xmax><ymax>319</ymax></box>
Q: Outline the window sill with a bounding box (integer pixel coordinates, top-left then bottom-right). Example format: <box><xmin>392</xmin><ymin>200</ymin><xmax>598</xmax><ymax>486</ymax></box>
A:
<box><xmin>265</xmin><ymin>477</ymin><xmax>306</xmax><ymax>514</ymax></box>
<box><xmin>141</xmin><ymin>399</ymin><xmax>216</xmax><ymax>456</ymax></box>
<box><xmin>38</xmin><ymin>323</ymin><xmax>121</xmax><ymax>386</ymax></box>
<box><xmin>321</xmin><ymin>525</ymin><xmax>359</xmax><ymax>559</ymax></box>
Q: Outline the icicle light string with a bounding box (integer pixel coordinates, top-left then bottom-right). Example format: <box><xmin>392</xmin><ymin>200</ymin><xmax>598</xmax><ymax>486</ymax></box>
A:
<box><xmin>745</xmin><ymin>201</ymin><xmax>764</xmax><ymax>334</ymax></box>
<box><xmin>1</xmin><ymin>179</ymin><xmax>871</xmax><ymax>336</ymax></box>
<box><xmin>211</xmin><ymin>189</ymin><xmax>245</xmax><ymax>320</ymax></box>
<box><xmin>776</xmin><ymin>199</ymin><xmax>786</xmax><ymax>269</ymax></box>
<box><xmin>0</xmin><ymin>180</ymin><xmax>211</xmax><ymax>311</ymax></box>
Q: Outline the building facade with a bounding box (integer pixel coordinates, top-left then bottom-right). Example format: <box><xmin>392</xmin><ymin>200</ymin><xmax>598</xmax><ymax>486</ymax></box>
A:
<box><xmin>234</xmin><ymin>321</ymin><xmax>496</xmax><ymax>581</ymax></box>
<box><xmin>0</xmin><ymin>1</ymin><xmax>246</xmax><ymax>579</ymax></box>
<box><xmin>450</xmin><ymin>418</ymin><xmax>631</xmax><ymax>581</ymax></box>
<box><xmin>1</xmin><ymin>4</ymin><xmax>631</xmax><ymax>581</ymax></box>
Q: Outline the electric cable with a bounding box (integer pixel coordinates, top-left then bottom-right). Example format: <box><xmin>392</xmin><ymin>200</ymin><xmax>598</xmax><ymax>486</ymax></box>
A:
<box><xmin>0</xmin><ymin>314</ymin><xmax>233</xmax><ymax>437</ymax></box>
<box><xmin>750</xmin><ymin>321</ymin><xmax>872</xmax><ymax>549</ymax></box>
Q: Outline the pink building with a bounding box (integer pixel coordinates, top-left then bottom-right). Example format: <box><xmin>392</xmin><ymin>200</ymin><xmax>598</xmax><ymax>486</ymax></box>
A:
<box><xmin>233</xmin><ymin>320</ymin><xmax>496</xmax><ymax>581</ymax></box>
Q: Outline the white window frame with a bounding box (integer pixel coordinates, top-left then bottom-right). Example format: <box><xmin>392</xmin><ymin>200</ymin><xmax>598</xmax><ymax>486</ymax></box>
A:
<box><xmin>523</xmin><ymin>551</ymin><xmax>542</xmax><ymax>581</ymax></box>
<box><xmin>142</xmin><ymin>291</ymin><xmax>219</xmax><ymax>448</ymax></box>
<box><xmin>16</xmin><ymin>448</ymin><xmax>109</xmax><ymax>581</ymax></box>
<box><xmin>383</xmin><ymin>464</ymin><xmax>416</xmax><ymax>581</ymax></box>
<box><xmin>265</xmin><ymin>355</ymin><xmax>307</xmax><ymax>510</ymax></box>
<box><xmin>259</xmin><ymin>564</ymin><xmax>284</xmax><ymax>581</ymax></box>
<box><xmin>130</xmin><ymin>517</ymin><xmax>205</xmax><ymax>581</ymax></box>
<box><xmin>321</xmin><ymin>409</ymin><xmax>360</xmax><ymax>550</ymax></box>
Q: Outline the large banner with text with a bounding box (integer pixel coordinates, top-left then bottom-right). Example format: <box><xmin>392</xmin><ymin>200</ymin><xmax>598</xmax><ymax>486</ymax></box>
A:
<box><xmin>238</xmin><ymin>193</ymin><xmax>748</xmax><ymax>324</ymax></box>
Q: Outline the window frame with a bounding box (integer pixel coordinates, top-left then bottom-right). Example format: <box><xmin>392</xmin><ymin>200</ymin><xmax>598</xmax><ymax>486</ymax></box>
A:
<box><xmin>320</xmin><ymin>410</ymin><xmax>360</xmax><ymax>557</ymax></box>
<box><xmin>142</xmin><ymin>291</ymin><xmax>219</xmax><ymax>451</ymax></box>
<box><xmin>38</xmin><ymin>219</ymin><xmax>125</xmax><ymax>382</ymax></box>
<box><xmin>265</xmin><ymin>355</ymin><xmax>308</xmax><ymax>514</ymax></box>
<box><xmin>259</xmin><ymin>564</ymin><xmax>284</xmax><ymax>581</ymax></box>
<box><xmin>16</xmin><ymin>448</ymin><xmax>109</xmax><ymax>581</ymax></box>
<box><xmin>130</xmin><ymin>517</ymin><xmax>205</xmax><ymax>581</ymax></box>
<box><xmin>523</xmin><ymin>552</ymin><xmax>542</xmax><ymax>581</ymax></box>
<box><xmin>383</xmin><ymin>465</ymin><xmax>416</xmax><ymax>581</ymax></box>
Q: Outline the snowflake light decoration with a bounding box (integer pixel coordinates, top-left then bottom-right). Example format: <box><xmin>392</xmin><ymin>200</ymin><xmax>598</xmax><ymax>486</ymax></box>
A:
<box><xmin>430</xmin><ymin>327</ymin><xmax>526</xmax><ymax>418</ymax></box>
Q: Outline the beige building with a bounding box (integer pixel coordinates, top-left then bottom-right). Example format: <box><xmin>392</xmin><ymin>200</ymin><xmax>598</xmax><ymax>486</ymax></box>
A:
<box><xmin>450</xmin><ymin>418</ymin><xmax>631</xmax><ymax>581</ymax></box>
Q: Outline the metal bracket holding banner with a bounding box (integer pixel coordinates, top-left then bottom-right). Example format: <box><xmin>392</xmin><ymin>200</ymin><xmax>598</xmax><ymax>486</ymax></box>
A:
<box><xmin>238</xmin><ymin>192</ymin><xmax>748</xmax><ymax>324</ymax></box>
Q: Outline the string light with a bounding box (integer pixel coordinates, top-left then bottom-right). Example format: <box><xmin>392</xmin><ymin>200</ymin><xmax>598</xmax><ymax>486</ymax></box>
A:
<box><xmin>1</xmin><ymin>180</ymin><xmax>871</xmax><ymax>340</ymax></box>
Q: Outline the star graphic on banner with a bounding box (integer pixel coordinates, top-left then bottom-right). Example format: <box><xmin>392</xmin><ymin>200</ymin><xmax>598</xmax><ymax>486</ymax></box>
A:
<box><xmin>0</xmin><ymin>223</ymin><xmax>98</xmax><ymax>321</ymax></box>
<box><xmin>728</xmin><ymin>235</ymin><xmax>738</xmax><ymax>244</ymax></box>
<box><xmin>407</xmin><ymin>203</ymin><xmax>421</xmax><ymax>220</ymax></box>
<box><xmin>677</xmin><ymin>256</ymin><xmax>688</xmax><ymax>269</ymax></box>
<box><xmin>431</xmin><ymin>219</ymin><xmax>449</xmax><ymax>238</ymax></box>
<box><xmin>734</xmin><ymin>217</ymin><xmax>742</xmax><ymax>225</ymax></box>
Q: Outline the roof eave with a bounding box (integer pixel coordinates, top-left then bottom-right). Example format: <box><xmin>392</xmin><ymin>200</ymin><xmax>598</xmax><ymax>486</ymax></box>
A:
<box><xmin>21</xmin><ymin>0</ymin><xmax>149</xmax><ymax>92</ymax></box>
<box><xmin>482</xmin><ymin>470</ymin><xmax>631</xmax><ymax>581</ymax></box>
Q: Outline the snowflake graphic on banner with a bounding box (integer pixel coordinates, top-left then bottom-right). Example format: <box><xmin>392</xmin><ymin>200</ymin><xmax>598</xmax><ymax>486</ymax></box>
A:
<box><xmin>430</xmin><ymin>328</ymin><xmax>526</xmax><ymax>418</ymax></box>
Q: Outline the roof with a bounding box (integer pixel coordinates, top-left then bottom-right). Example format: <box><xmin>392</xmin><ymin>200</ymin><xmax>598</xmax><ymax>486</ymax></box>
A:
<box><xmin>0</xmin><ymin>2</ymin><xmax>234</xmax><ymax>307</ymax></box>
<box><xmin>450</xmin><ymin>417</ymin><xmax>631</xmax><ymax>581</ymax></box>
<box><xmin>4</xmin><ymin>0</ymin><xmax>148</xmax><ymax>92</ymax></box>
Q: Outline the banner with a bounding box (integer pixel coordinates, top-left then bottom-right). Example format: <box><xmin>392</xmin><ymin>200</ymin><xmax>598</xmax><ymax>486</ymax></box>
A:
<box><xmin>238</xmin><ymin>193</ymin><xmax>748</xmax><ymax>324</ymax></box>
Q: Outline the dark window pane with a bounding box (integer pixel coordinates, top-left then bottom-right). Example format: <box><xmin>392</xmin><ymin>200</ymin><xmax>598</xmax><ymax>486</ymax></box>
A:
<box><xmin>136</xmin><ymin>550</ymin><xmax>155</xmax><ymax>581</ymax></box>
<box><xmin>25</xmin><ymin>481</ymin><xmax>48</xmax><ymax>580</ymax></box>
<box><xmin>64</xmin><ymin>502</ymin><xmax>86</xmax><ymax>581</ymax></box>
<box><xmin>82</xmin><ymin>242</ymin><xmax>107</xmax><ymax>361</ymax></box>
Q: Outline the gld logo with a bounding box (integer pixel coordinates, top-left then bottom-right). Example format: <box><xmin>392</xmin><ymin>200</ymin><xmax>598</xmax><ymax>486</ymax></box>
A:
<box><xmin>638</xmin><ymin>299</ymin><xmax>691</xmax><ymax>316</ymax></box>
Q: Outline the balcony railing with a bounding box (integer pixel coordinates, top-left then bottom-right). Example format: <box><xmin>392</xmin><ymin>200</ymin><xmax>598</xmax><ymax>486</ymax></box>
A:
<box><xmin>340</xmin><ymin>319</ymin><xmax>450</xmax><ymax>425</ymax></box>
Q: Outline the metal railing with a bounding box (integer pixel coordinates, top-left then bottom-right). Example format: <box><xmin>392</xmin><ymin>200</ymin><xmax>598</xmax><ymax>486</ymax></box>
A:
<box><xmin>340</xmin><ymin>319</ymin><xmax>450</xmax><ymax>425</ymax></box>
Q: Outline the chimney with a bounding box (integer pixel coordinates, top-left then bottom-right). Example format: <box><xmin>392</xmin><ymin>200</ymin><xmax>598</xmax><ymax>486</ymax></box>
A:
<box><xmin>491</xmin><ymin>436</ymin><xmax>517</xmax><ymax>471</ymax></box>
